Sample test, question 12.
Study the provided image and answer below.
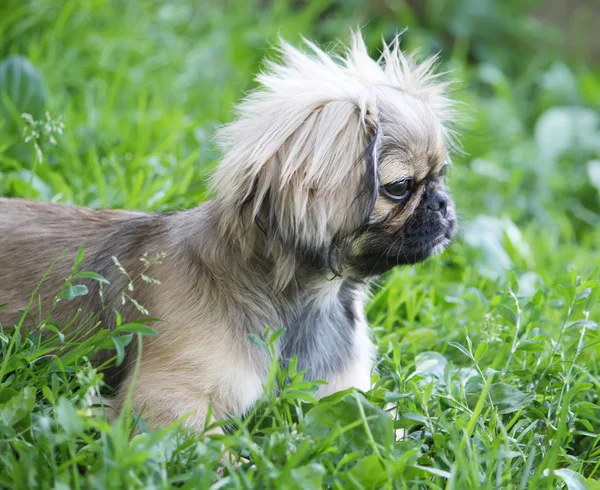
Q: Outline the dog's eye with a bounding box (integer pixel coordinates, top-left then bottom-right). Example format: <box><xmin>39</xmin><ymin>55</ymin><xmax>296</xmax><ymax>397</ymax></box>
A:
<box><xmin>382</xmin><ymin>178</ymin><xmax>413</xmax><ymax>201</ymax></box>
<box><xmin>439</xmin><ymin>164</ymin><xmax>449</xmax><ymax>177</ymax></box>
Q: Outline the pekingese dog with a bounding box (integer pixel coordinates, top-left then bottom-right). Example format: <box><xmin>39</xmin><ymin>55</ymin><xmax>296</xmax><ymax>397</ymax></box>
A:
<box><xmin>0</xmin><ymin>32</ymin><xmax>458</xmax><ymax>430</ymax></box>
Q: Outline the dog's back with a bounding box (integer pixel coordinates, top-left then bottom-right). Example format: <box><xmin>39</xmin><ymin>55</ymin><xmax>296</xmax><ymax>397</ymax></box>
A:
<box><xmin>0</xmin><ymin>198</ymin><xmax>157</xmax><ymax>329</ymax></box>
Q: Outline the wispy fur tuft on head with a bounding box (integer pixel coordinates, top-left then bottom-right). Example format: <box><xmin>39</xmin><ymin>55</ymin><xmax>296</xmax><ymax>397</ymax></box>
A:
<box><xmin>212</xmin><ymin>31</ymin><xmax>457</xmax><ymax>286</ymax></box>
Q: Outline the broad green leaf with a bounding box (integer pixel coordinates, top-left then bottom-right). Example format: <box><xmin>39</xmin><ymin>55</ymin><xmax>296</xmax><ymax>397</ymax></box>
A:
<box><xmin>0</xmin><ymin>55</ymin><xmax>46</xmax><ymax>121</ymax></box>
<box><xmin>42</xmin><ymin>385</ymin><xmax>55</xmax><ymax>405</ymax></box>
<box><xmin>286</xmin><ymin>463</ymin><xmax>325</xmax><ymax>490</ymax></box>
<box><xmin>55</xmin><ymin>397</ymin><xmax>84</xmax><ymax>435</ymax></box>
<box><xmin>489</xmin><ymin>383</ymin><xmax>534</xmax><ymax>414</ymax></box>
<box><xmin>345</xmin><ymin>455</ymin><xmax>387</xmax><ymax>488</ymax></box>
<box><xmin>413</xmin><ymin>351</ymin><xmax>448</xmax><ymax>379</ymax></box>
<box><xmin>303</xmin><ymin>393</ymin><xmax>393</xmax><ymax>454</ymax></box>
<box><xmin>575</xmin><ymin>288</ymin><xmax>592</xmax><ymax>302</ymax></box>
<box><xmin>0</xmin><ymin>388</ymin><xmax>19</xmax><ymax>403</ymax></box>
<box><xmin>0</xmin><ymin>387</ymin><xmax>35</xmax><ymax>428</ymax></box>
<box><xmin>474</xmin><ymin>341</ymin><xmax>489</xmax><ymax>363</ymax></box>
<box><xmin>111</xmin><ymin>334</ymin><xmax>134</xmax><ymax>366</ymax></box>
<box><xmin>516</xmin><ymin>340</ymin><xmax>545</xmax><ymax>352</ymax></box>
<box><xmin>552</xmin><ymin>468</ymin><xmax>588</xmax><ymax>490</ymax></box>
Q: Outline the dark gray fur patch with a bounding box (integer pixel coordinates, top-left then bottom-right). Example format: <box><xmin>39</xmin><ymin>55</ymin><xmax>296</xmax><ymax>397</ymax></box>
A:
<box><xmin>280</xmin><ymin>280</ymin><xmax>357</xmax><ymax>380</ymax></box>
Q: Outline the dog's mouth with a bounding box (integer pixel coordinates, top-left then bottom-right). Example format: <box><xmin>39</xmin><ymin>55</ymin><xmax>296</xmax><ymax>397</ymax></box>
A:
<box><xmin>350</xmin><ymin>222</ymin><xmax>456</xmax><ymax>277</ymax></box>
<box><xmin>429</xmin><ymin>221</ymin><xmax>458</xmax><ymax>251</ymax></box>
<box><xmin>398</xmin><ymin>233</ymin><xmax>453</xmax><ymax>264</ymax></box>
<box><xmin>397</xmin><ymin>217</ymin><xmax>457</xmax><ymax>261</ymax></box>
<box><xmin>424</xmin><ymin>220</ymin><xmax>458</xmax><ymax>257</ymax></box>
<box><xmin>425</xmin><ymin>235</ymin><xmax>452</xmax><ymax>257</ymax></box>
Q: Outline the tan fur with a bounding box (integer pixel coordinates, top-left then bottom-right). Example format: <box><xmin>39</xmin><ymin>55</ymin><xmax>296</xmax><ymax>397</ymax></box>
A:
<box><xmin>0</xmin><ymin>199</ymin><xmax>152</xmax><ymax>326</ymax></box>
<box><xmin>0</xmin><ymin>32</ymin><xmax>458</xmax><ymax>431</ymax></box>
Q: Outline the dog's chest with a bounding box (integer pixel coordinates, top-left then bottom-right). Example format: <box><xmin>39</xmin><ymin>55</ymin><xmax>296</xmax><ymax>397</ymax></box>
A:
<box><xmin>279</xmin><ymin>280</ymin><xmax>358</xmax><ymax>380</ymax></box>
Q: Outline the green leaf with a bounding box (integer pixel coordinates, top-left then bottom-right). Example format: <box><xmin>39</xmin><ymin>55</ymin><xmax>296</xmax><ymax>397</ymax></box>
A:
<box><xmin>70</xmin><ymin>271</ymin><xmax>110</xmax><ymax>284</ymax></box>
<box><xmin>286</xmin><ymin>463</ymin><xmax>325</xmax><ymax>490</ymax></box>
<box><xmin>575</xmin><ymin>288</ymin><xmax>592</xmax><ymax>301</ymax></box>
<box><xmin>73</xmin><ymin>245</ymin><xmax>85</xmax><ymax>270</ymax></box>
<box><xmin>496</xmin><ymin>304</ymin><xmax>518</xmax><ymax>325</ymax></box>
<box><xmin>413</xmin><ymin>464</ymin><xmax>452</xmax><ymax>479</ymax></box>
<box><xmin>413</xmin><ymin>351</ymin><xmax>448</xmax><ymax>379</ymax></box>
<box><xmin>303</xmin><ymin>393</ymin><xmax>393</xmax><ymax>454</ymax></box>
<box><xmin>449</xmin><ymin>341</ymin><xmax>472</xmax><ymax>360</ymax></box>
<box><xmin>336</xmin><ymin>451</ymin><xmax>364</xmax><ymax>470</ymax></box>
<box><xmin>0</xmin><ymin>388</ymin><xmax>19</xmax><ymax>403</ymax></box>
<box><xmin>528</xmin><ymin>289</ymin><xmax>546</xmax><ymax>308</ymax></box>
<box><xmin>516</xmin><ymin>340</ymin><xmax>545</xmax><ymax>352</ymax></box>
<box><xmin>398</xmin><ymin>412</ymin><xmax>429</xmax><ymax>427</ymax></box>
<box><xmin>114</xmin><ymin>323</ymin><xmax>158</xmax><ymax>337</ymax></box>
<box><xmin>556</xmin><ymin>284</ymin><xmax>574</xmax><ymax>307</ymax></box>
<box><xmin>552</xmin><ymin>468</ymin><xmax>588</xmax><ymax>490</ymax></box>
<box><xmin>42</xmin><ymin>385</ymin><xmax>55</xmax><ymax>405</ymax></box>
<box><xmin>579</xmin><ymin>279</ymin><xmax>599</xmax><ymax>291</ymax></box>
<box><xmin>248</xmin><ymin>333</ymin><xmax>267</xmax><ymax>350</ymax></box>
<box><xmin>42</xmin><ymin>323</ymin><xmax>65</xmax><ymax>342</ymax></box>
<box><xmin>111</xmin><ymin>334</ymin><xmax>134</xmax><ymax>366</ymax></box>
<box><xmin>345</xmin><ymin>455</ymin><xmax>387</xmax><ymax>488</ymax></box>
<box><xmin>489</xmin><ymin>383</ymin><xmax>534</xmax><ymax>414</ymax></box>
<box><xmin>0</xmin><ymin>55</ymin><xmax>46</xmax><ymax>122</ymax></box>
<box><xmin>474</xmin><ymin>341</ymin><xmax>489</xmax><ymax>363</ymax></box>
<box><xmin>466</xmin><ymin>373</ymin><xmax>495</xmax><ymax>436</ymax></box>
<box><xmin>55</xmin><ymin>397</ymin><xmax>84</xmax><ymax>436</ymax></box>
<box><xmin>0</xmin><ymin>387</ymin><xmax>35</xmax><ymax>428</ymax></box>
<box><xmin>567</xmin><ymin>320</ymin><xmax>598</xmax><ymax>331</ymax></box>
<box><xmin>58</xmin><ymin>284</ymin><xmax>88</xmax><ymax>300</ymax></box>
<box><xmin>401</xmin><ymin>327</ymin><xmax>438</xmax><ymax>349</ymax></box>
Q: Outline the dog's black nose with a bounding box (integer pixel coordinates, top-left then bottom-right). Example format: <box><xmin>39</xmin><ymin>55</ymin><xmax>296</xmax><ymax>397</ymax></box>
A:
<box><xmin>427</xmin><ymin>191</ymin><xmax>448</xmax><ymax>216</ymax></box>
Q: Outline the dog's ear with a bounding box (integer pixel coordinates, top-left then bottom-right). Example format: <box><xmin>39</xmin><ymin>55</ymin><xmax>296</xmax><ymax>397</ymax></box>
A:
<box><xmin>213</xmin><ymin>40</ymin><xmax>380</xmax><ymax>256</ymax></box>
<box><xmin>214</xmin><ymin>96</ymin><xmax>379</xmax><ymax>251</ymax></box>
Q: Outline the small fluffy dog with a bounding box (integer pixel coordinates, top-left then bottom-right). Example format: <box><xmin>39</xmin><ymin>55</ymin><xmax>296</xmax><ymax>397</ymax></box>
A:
<box><xmin>0</xmin><ymin>32</ymin><xmax>458</xmax><ymax>430</ymax></box>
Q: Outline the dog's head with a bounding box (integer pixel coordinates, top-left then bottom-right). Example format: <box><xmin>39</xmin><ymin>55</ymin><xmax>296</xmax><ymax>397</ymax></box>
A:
<box><xmin>213</xmin><ymin>32</ymin><xmax>458</xmax><ymax>282</ymax></box>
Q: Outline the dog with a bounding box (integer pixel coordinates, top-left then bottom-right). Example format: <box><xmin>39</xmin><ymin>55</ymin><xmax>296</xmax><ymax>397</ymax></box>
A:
<box><xmin>0</xmin><ymin>32</ymin><xmax>458</xmax><ymax>431</ymax></box>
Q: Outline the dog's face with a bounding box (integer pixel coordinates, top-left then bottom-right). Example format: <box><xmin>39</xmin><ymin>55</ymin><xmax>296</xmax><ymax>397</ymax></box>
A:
<box><xmin>349</xmin><ymin>86</ymin><xmax>457</xmax><ymax>276</ymax></box>
<box><xmin>213</xmin><ymin>33</ymin><xmax>459</xmax><ymax>284</ymax></box>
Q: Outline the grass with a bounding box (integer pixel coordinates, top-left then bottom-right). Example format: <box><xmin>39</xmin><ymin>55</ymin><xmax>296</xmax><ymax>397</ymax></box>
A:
<box><xmin>1</xmin><ymin>0</ymin><xmax>600</xmax><ymax>488</ymax></box>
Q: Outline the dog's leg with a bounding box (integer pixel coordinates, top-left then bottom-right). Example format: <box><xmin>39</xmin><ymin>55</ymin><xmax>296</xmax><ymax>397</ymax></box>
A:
<box><xmin>115</xmin><ymin>334</ymin><xmax>268</xmax><ymax>432</ymax></box>
<box><xmin>125</xmin><ymin>379</ymin><xmax>221</xmax><ymax>431</ymax></box>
